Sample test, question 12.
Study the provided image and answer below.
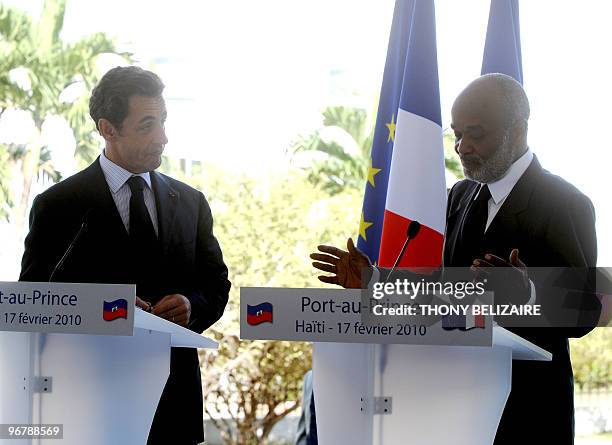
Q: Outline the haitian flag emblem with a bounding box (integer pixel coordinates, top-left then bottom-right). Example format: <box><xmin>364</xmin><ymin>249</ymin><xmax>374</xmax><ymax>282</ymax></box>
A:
<box><xmin>103</xmin><ymin>299</ymin><xmax>128</xmax><ymax>321</ymax></box>
<box><xmin>247</xmin><ymin>302</ymin><xmax>273</xmax><ymax>326</ymax></box>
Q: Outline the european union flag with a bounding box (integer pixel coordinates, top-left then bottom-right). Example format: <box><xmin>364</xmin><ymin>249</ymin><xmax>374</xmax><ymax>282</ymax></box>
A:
<box><xmin>357</xmin><ymin>0</ymin><xmax>416</xmax><ymax>263</ymax></box>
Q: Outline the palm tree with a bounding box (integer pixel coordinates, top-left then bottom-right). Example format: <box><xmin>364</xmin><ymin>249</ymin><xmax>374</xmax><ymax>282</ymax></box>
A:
<box><xmin>0</xmin><ymin>0</ymin><xmax>130</xmax><ymax>230</ymax></box>
<box><xmin>290</xmin><ymin>105</ymin><xmax>374</xmax><ymax>194</ymax></box>
<box><xmin>0</xmin><ymin>144</ymin><xmax>12</xmax><ymax>220</ymax></box>
<box><xmin>291</xmin><ymin>104</ymin><xmax>464</xmax><ymax>194</ymax></box>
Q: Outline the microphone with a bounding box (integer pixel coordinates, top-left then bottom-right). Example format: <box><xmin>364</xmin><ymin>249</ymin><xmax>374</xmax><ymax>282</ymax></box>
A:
<box><xmin>49</xmin><ymin>208</ymin><xmax>94</xmax><ymax>282</ymax></box>
<box><xmin>407</xmin><ymin>220</ymin><xmax>421</xmax><ymax>239</ymax></box>
<box><xmin>384</xmin><ymin>220</ymin><xmax>421</xmax><ymax>283</ymax></box>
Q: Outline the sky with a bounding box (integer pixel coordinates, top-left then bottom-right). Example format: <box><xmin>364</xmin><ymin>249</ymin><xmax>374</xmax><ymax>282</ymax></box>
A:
<box><xmin>1</xmin><ymin>0</ymin><xmax>612</xmax><ymax>270</ymax></box>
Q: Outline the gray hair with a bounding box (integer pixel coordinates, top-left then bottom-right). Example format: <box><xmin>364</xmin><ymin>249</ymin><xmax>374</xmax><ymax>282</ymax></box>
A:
<box><xmin>480</xmin><ymin>73</ymin><xmax>530</xmax><ymax>129</ymax></box>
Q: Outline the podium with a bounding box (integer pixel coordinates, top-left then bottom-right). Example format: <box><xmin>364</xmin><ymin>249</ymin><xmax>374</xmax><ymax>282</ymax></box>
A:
<box><xmin>0</xmin><ymin>304</ymin><xmax>217</xmax><ymax>445</ymax></box>
<box><xmin>240</xmin><ymin>287</ymin><xmax>552</xmax><ymax>445</ymax></box>
<box><xmin>312</xmin><ymin>326</ymin><xmax>551</xmax><ymax>445</ymax></box>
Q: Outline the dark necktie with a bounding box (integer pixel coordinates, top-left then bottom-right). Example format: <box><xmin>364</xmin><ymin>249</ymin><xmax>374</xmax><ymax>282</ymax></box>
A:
<box><xmin>127</xmin><ymin>176</ymin><xmax>157</xmax><ymax>249</ymax></box>
<box><xmin>460</xmin><ymin>184</ymin><xmax>491</xmax><ymax>261</ymax></box>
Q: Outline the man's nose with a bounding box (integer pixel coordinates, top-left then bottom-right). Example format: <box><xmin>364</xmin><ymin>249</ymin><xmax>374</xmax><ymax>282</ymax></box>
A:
<box><xmin>156</xmin><ymin>127</ymin><xmax>168</xmax><ymax>145</ymax></box>
<box><xmin>456</xmin><ymin>138</ymin><xmax>472</xmax><ymax>155</ymax></box>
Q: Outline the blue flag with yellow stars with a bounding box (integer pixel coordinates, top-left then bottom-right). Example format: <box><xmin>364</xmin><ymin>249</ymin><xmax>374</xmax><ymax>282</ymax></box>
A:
<box><xmin>357</xmin><ymin>0</ymin><xmax>416</xmax><ymax>264</ymax></box>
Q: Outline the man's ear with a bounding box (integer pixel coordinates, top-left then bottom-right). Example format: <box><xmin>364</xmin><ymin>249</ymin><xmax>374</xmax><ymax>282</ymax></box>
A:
<box><xmin>508</xmin><ymin>119</ymin><xmax>528</xmax><ymax>154</ymax></box>
<box><xmin>512</xmin><ymin>118</ymin><xmax>528</xmax><ymax>142</ymax></box>
<box><xmin>98</xmin><ymin>119</ymin><xmax>119</xmax><ymax>141</ymax></box>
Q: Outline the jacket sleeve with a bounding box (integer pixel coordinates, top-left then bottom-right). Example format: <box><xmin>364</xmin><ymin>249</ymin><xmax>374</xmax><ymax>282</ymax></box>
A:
<box><xmin>184</xmin><ymin>192</ymin><xmax>231</xmax><ymax>333</ymax></box>
<box><xmin>537</xmin><ymin>190</ymin><xmax>601</xmax><ymax>338</ymax></box>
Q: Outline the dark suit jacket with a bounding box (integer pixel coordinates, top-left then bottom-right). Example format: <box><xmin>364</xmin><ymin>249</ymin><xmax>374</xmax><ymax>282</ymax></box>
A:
<box><xmin>295</xmin><ymin>370</ymin><xmax>318</xmax><ymax>445</ymax></box>
<box><xmin>445</xmin><ymin>155</ymin><xmax>597</xmax><ymax>444</ymax></box>
<box><xmin>20</xmin><ymin>158</ymin><xmax>231</xmax><ymax>445</ymax></box>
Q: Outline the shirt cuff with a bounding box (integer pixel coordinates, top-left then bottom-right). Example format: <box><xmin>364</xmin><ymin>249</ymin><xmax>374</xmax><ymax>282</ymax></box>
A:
<box><xmin>526</xmin><ymin>279</ymin><xmax>537</xmax><ymax>305</ymax></box>
<box><xmin>368</xmin><ymin>267</ymin><xmax>381</xmax><ymax>287</ymax></box>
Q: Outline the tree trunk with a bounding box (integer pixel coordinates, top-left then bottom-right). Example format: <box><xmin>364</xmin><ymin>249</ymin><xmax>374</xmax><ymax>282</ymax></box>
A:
<box><xmin>15</xmin><ymin>128</ymin><xmax>42</xmax><ymax>236</ymax></box>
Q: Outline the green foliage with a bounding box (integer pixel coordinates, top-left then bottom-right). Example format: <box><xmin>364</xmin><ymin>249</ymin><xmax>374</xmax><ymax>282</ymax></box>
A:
<box><xmin>180</xmin><ymin>166</ymin><xmax>361</xmax><ymax>444</ymax></box>
<box><xmin>201</xmin><ymin>332</ymin><xmax>310</xmax><ymax>445</ymax></box>
<box><xmin>290</xmin><ymin>105</ymin><xmax>373</xmax><ymax>194</ymax></box>
<box><xmin>187</xmin><ymin>166</ymin><xmax>362</xmax><ymax>316</ymax></box>
<box><xmin>443</xmin><ymin>131</ymin><xmax>463</xmax><ymax>180</ymax></box>
<box><xmin>0</xmin><ymin>0</ymin><xmax>131</xmax><ymax>224</ymax></box>
<box><xmin>291</xmin><ymin>105</ymin><xmax>466</xmax><ymax>196</ymax></box>
<box><xmin>0</xmin><ymin>144</ymin><xmax>13</xmax><ymax>220</ymax></box>
<box><xmin>0</xmin><ymin>1</ymin><xmax>126</xmax><ymax>122</ymax></box>
<box><xmin>321</xmin><ymin>105</ymin><xmax>374</xmax><ymax>155</ymax></box>
<box><xmin>64</xmin><ymin>91</ymin><xmax>104</xmax><ymax>169</ymax></box>
<box><xmin>570</xmin><ymin>328</ymin><xmax>612</xmax><ymax>390</ymax></box>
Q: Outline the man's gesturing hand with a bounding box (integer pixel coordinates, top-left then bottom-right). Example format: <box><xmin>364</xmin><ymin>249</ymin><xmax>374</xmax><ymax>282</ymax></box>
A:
<box><xmin>471</xmin><ymin>248</ymin><xmax>530</xmax><ymax>303</ymax></box>
<box><xmin>135</xmin><ymin>296</ymin><xmax>152</xmax><ymax>312</ymax></box>
<box><xmin>152</xmin><ymin>294</ymin><xmax>191</xmax><ymax>326</ymax></box>
<box><xmin>310</xmin><ymin>238</ymin><xmax>372</xmax><ymax>289</ymax></box>
<box><xmin>471</xmin><ymin>249</ymin><xmax>529</xmax><ymax>288</ymax></box>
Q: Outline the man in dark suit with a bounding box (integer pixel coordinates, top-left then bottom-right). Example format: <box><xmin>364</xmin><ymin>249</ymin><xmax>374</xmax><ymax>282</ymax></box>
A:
<box><xmin>311</xmin><ymin>74</ymin><xmax>599</xmax><ymax>444</ymax></box>
<box><xmin>20</xmin><ymin>66</ymin><xmax>231</xmax><ymax>445</ymax></box>
<box><xmin>295</xmin><ymin>370</ymin><xmax>318</xmax><ymax>445</ymax></box>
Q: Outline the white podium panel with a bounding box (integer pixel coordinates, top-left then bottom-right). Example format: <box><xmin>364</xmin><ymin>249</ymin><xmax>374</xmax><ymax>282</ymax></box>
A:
<box><xmin>0</xmin><ymin>332</ymin><xmax>32</xmax><ymax>445</ymax></box>
<box><xmin>0</xmin><ymin>300</ymin><xmax>218</xmax><ymax>445</ymax></box>
<box><xmin>312</xmin><ymin>326</ymin><xmax>550</xmax><ymax>445</ymax></box>
<box><xmin>33</xmin><ymin>329</ymin><xmax>170</xmax><ymax>444</ymax></box>
<box><xmin>313</xmin><ymin>343</ymin><xmax>374</xmax><ymax>445</ymax></box>
<box><xmin>372</xmin><ymin>344</ymin><xmax>511</xmax><ymax>445</ymax></box>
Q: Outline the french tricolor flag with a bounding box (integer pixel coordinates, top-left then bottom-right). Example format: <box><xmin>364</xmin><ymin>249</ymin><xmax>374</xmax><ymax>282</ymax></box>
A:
<box><xmin>481</xmin><ymin>0</ymin><xmax>523</xmax><ymax>83</ymax></box>
<box><xmin>377</xmin><ymin>0</ymin><xmax>446</xmax><ymax>269</ymax></box>
<box><xmin>357</xmin><ymin>0</ymin><xmax>445</xmax><ymax>269</ymax></box>
<box><xmin>442</xmin><ymin>312</ymin><xmax>486</xmax><ymax>331</ymax></box>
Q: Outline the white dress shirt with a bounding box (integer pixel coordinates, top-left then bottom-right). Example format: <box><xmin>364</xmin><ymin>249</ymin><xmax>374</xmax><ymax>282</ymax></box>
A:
<box><xmin>473</xmin><ymin>147</ymin><xmax>536</xmax><ymax>304</ymax></box>
<box><xmin>482</xmin><ymin>148</ymin><xmax>533</xmax><ymax>231</ymax></box>
<box><xmin>99</xmin><ymin>151</ymin><xmax>159</xmax><ymax>236</ymax></box>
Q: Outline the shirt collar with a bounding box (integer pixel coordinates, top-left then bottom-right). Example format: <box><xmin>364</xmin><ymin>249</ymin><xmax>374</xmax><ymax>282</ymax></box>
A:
<box><xmin>99</xmin><ymin>150</ymin><xmax>152</xmax><ymax>194</ymax></box>
<box><xmin>483</xmin><ymin>148</ymin><xmax>533</xmax><ymax>205</ymax></box>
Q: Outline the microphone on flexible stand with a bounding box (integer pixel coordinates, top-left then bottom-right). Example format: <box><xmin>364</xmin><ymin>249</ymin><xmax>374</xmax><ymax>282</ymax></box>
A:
<box><xmin>49</xmin><ymin>208</ymin><xmax>94</xmax><ymax>282</ymax></box>
<box><xmin>378</xmin><ymin>220</ymin><xmax>422</xmax><ymax>393</ymax></box>
<box><xmin>384</xmin><ymin>220</ymin><xmax>421</xmax><ymax>283</ymax></box>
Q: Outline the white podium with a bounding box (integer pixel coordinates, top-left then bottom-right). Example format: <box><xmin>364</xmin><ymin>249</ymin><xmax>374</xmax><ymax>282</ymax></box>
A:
<box><xmin>312</xmin><ymin>326</ymin><xmax>551</xmax><ymax>445</ymax></box>
<box><xmin>240</xmin><ymin>287</ymin><xmax>553</xmax><ymax>445</ymax></box>
<box><xmin>0</xmin><ymin>309</ymin><xmax>217</xmax><ymax>445</ymax></box>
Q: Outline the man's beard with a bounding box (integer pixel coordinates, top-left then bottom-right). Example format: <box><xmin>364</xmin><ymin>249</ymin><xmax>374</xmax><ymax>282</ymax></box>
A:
<box><xmin>460</xmin><ymin>133</ymin><xmax>515</xmax><ymax>183</ymax></box>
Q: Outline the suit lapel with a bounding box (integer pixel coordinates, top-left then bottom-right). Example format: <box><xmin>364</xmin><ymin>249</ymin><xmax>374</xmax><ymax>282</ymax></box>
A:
<box><xmin>445</xmin><ymin>156</ymin><xmax>543</xmax><ymax>266</ymax></box>
<box><xmin>483</xmin><ymin>155</ymin><xmax>542</xmax><ymax>244</ymax></box>
<box><xmin>80</xmin><ymin>158</ymin><xmax>129</xmax><ymax>241</ymax></box>
<box><xmin>151</xmin><ymin>171</ymin><xmax>180</xmax><ymax>255</ymax></box>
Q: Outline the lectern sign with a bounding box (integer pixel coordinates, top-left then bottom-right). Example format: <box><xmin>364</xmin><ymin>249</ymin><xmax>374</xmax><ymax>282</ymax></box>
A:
<box><xmin>241</xmin><ymin>287</ymin><xmax>492</xmax><ymax>346</ymax></box>
<box><xmin>0</xmin><ymin>281</ymin><xmax>135</xmax><ymax>335</ymax></box>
